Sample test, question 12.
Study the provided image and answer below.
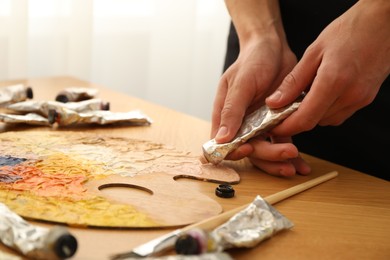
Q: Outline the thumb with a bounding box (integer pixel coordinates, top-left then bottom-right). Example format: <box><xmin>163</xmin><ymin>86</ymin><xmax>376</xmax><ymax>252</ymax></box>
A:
<box><xmin>214</xmin><ymin>95</ymin><xmax>250</xmax><ymax>144</ymax></box>
<box><xmin>266</xmin><ymin>51</ymin><xmax>320</xmax><ymax>108</ymax></box>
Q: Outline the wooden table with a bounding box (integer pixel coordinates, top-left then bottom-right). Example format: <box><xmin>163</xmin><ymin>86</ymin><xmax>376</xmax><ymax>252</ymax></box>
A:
<box><xmin>1</xmin><ymin>76</ymin><xmax>389</xmax><ymax>260</ymax></box>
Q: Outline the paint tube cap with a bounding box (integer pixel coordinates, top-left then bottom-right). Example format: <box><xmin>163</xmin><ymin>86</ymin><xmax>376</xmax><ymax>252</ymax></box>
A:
<box><xmin>175</xmin><ymin>234</ymin><xmax>200</xmax><ymax>255</ymax></box>
<box><xmin>45</xmin><ymin>226</ymin><xmax>78</xmax><ymax>259</ymax></box>
<box><xmin>48</xmin><ymin>110</ymin><xmax>58</xmax><ymax>124</ymax></box>
<box><xmin>53</xmin><ymin>233</ymin><xmax>78</xmax><ymax>258</ymax></box>
<box><xmin>56</xmin><ymin>94</ymin><xmax>69</xmax><ymax>103</ymax></box>
<box><xmin>102</xmin><ymin>101</ymin><xmax>110</xmax><ymax>111</ymax></box>
<box><xmin>26</xmin><ymin>87</ymin><xmax>33</xmax><ymax>99</ymax></box>
<box><xmin>215</xmin><ymin>184</ymin><xmax>235</xmax><ymax>198</ymax></box>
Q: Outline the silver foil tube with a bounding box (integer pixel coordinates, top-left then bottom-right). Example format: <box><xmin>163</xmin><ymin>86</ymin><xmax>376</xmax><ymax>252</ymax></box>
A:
<box><xmin>0</xmin><ymin>203</ymin><xmax>77</xmax><ymax>259</ymax></box>
<box><xmin>55</xmin><ymin>87</ymin><xmax>98</xmax><ymax>103</ymax></box>
<box><xmin>174</xmin><ymin>196</ymin><xmax>293</xmax><ymax>255</ymax></box>
<box><xmin>0</xmin><ymin>113</ymin><xmax>50</xmax><ymax>126</ymax></box>
<box><xmin>210</xmin><ymin>195</ymin><xmax>293</xmax><ymax>251</ymax></box>
<box><xmin>0</xmin><ymin>84</ymin><xmax>33</xmax><ymax>107</ymax></box>
<box><xmin>203</xmin><ymin>100</ymin><xmax>301</xmax><ymax>164</ymax></box>
<box><xmin>48</xmin><ymin>106</ymin><xmax>152</xmax><ymax>126</ymax></box>
<box><xmin>7</xmin><ymin>99</ymin><xmax>110</xmax><ymax>117</ymax></box>
<box><xmin>119</xmin><ymin>253</ymin><xmax>233</xmax><ymax>260</ymax></box>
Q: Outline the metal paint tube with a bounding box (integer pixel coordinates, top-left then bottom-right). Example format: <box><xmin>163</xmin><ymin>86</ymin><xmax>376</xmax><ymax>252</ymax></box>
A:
<box><xmin>0</xmin><ymin>113</ymin><xmax>50</xmax><ymax>126</ymax></box>
<box><xmin>55</xmin><ymin>87</ymin><xmax>98</xmax><ymax>103</ymax></box>
<box><xmin>210</xmin><ymin>195</ymin><xmax>293</xmax><ymax>250</ymax></box>
<box><xmin>202</xmin><ymin>99</ymin><xmax>302</xmax><ymax>164</ymax></box>
<box><xmin>0</xmin><ymin>203</ymin><xmax>77</xmax><ymax>260</ymax></box>
<box><xmin>0</xmin><ymin>84</ymin><xmax>33</xmax><ymax>107</ymax></box>
<box><xmin>7</xmin><ymin>99</ymin><xmax>110</xmax><ymax>117</ymax></box>
<box><xmin>175</xmin><ymin>195</ymin><xmax>293</xmax><ymax>255</ymax></box>
<box><xmin>48</xmin><ymin>106</ymin><xmax>152</xmax><ymax>126</ymax></box>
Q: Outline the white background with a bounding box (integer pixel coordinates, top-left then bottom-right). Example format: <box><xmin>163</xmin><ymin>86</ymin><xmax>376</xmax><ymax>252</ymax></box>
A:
<box><xmin>0</xmin><ymin>0</ymin><xmax>231</xmax><ymax>121</ymax></box>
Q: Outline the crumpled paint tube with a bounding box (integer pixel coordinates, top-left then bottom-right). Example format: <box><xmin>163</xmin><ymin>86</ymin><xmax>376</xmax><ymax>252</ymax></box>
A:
<box><xmin>55</xmin><ymin>87</ymin><xmax>98</xmax><ymax>103</ymax></box>
<box><xmin>0</xmin><ymin>113</ymin><xmax>50</xmax><ymax>126</ymax></box>
<box><xmin>7</xmin><ymin>99</ymin><xmax>110</xmax><ymax>117</ymax></box>
<box><xmin>202</xmin><ymin>98</ymin><xmax>302</xmax><ymax>164</ymax></box>
<box><xmin>121</xmin><ymin>252</ymin><xmax>233</xmax><ymax>260</ymax></box>
<box><xmin>175</xmin><ymin>195</ymin><xmax>293</xmax><ymax>255</ymax></box>
<box><xmin>0</xmin><ymin>202</ymin><xmax>77</xmax><ymax>260</ymax></box>
<box><xmin>48</xmin><ymin>106</ymin><xmax>152</xmax><ymax>126</ymax></box>
<box><xmin>0</xmin><ymin>84</ymin><xmax>33</xmax><ymax>107</ymax></box>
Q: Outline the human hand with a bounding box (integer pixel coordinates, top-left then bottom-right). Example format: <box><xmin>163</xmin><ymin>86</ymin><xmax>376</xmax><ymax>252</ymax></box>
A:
<box><xmin>212</xmin><ymin>37</ymin><xmax>297</xmax><ymax>141</ymax></box>
<box><xmin>266</xmin><ymin>0</ymin><xmax>390</xmax><ymax>137</ymax></box>
<box><xmin>227</xmin><ymin>135</ymin><xmax>311</xmax><ymax>177</ymax></box>
<box><xmin>211</xmin><ymin>35</ymin><xmax>311</xmax><ymax>176</ymax></box>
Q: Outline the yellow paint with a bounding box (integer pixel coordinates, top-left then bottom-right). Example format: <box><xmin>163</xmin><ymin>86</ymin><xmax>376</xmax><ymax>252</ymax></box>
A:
<box><xmin>0</xmin><ymin>190</ymin><xmax>157</xmax><ymax>227</ymax></box>
<box><xmin>0</xmin><ymin>150</ymin><xmax>158</xmax><ymax>227</ymax></box>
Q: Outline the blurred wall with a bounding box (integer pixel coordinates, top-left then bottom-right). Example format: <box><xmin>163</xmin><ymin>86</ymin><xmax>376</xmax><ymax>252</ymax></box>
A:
<box><xmin>0</xmin><ymin>0</ymin><xmax>230</xmax><ymax>121</ymax></box>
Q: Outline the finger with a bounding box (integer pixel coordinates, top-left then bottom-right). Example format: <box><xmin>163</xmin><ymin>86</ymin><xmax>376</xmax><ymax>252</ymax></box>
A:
<box><xmin>289</xmin><ymin>156</ymin><xmax>311</xmax><ymax>175</ymax></box>
<box><xmin>225</xmin><ymin>143</ymin><xmax>254</xmax><ymax>161</ymax></box>
<box><xmin>214</xmin><ymin>83</ymin><xmax>255</xmax><ymax>143</ymax></box>
<box><xmin>271</xmin><ymin>136</ymin><xmax>311</xmax><ymax>175</ymax></box>
<box><xmin>249</xmin><ymin>137</ymin><xmax>299</xmax><ymax>162</ymax></box>
<box><xmin>211</xmin><ymin>77</ymin><xmax>229</xmax><ymax>138</ymax></box>
<box><xmin>266</xmin><ymin>45</ymin><xmax>321</xmax><ymax>108</ymax></box>
<box><xmin>271</xmin><ymin>62</ymin><xmax>343</xmax><ymax>136</ymax></box>
<box><xmin>250</xmin><ymin>158</ymin><xmax>297</xmax><ymax>177</ymax></box>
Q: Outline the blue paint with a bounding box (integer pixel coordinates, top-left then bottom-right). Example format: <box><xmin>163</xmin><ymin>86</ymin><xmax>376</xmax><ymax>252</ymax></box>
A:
<box><xmin>0</xmin><ymin>156</ymin><xmax>27</xmax><ymax>166</ymax></box>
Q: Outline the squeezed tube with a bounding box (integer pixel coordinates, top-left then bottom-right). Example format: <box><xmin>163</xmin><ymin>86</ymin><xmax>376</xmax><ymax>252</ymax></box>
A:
<box><xmin>0</xmin><ymin>113</ymin><xmax>50</xmax><ymax>126</ymax></box>
<box><xmin>175</xmin><ymin>195</ymin><xmax>293</xmax><ymax>255</ymax></box>
<box><xmin>0</xmin><ymin>84</ymin><xmax>33</xmax><ymax>107</ymax></box>
<box><xmin>203</xmin><ymin>99</ymin><xmax>302</xmax><ymax>164</ymax></box>
<box><xmin>48</xmin><ymin>106</ymin><xmax>152</xmax><ymax>126</ymax></box>
<box><xmin>7</xmin><ymin>99</ymin><xmax>110</xmax><ymax>117</ymax></box>
<box><xmin>0</xmin><ymin>203</ymin><xmax>77</xmax><ymax>259</ymax></box>
<box><xmin>55</xmin><ymin>87</ymin><xmax>98</xmax><ymax>103</ymax></box>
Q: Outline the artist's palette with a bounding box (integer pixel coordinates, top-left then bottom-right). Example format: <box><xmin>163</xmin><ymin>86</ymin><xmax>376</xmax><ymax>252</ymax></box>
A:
<box><xmin>0</xmin><ymin>131</ymin><xmax>240</xmax><ymax>228</ymax></box>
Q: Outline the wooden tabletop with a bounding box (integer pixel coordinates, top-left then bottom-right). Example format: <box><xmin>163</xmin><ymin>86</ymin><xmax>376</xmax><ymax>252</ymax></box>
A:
<box><xmin>1</xmin><ymin>76</ymin><xmax>389</xmax><ymax>260</ymax></box>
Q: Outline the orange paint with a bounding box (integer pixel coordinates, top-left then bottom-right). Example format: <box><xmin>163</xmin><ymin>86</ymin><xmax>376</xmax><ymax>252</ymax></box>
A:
<box><xmin>1</xmin><ymin>164</ymin><xmax>87</xmax><ymax>199</ymax></box>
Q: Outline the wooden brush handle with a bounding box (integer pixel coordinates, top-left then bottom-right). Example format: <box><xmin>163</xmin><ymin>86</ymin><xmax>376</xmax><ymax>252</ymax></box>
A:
<box><xmin>182</xmin><ymin>171</ymin><xmax>338</xmax><ymax>232</ymax></box>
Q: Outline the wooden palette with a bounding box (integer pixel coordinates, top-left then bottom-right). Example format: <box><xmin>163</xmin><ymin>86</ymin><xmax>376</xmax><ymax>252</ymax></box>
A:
<box><xmin>0</xmin><ymin>131</ymin><xmax>240</xmax><ymax>228</ymax></box>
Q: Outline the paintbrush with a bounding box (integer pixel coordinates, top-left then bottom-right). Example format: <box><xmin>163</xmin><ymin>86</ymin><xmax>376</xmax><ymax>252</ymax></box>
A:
<box><xmin>111</xmin><ymin>170</ymin><xmax>338</xmax><ymax>259</ymax></box>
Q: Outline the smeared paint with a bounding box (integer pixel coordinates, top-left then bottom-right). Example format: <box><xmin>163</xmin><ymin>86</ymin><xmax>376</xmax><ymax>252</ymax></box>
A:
<box><xmin>0</xmin><ymin>173</ymin><xmax>22</xmax><ymax>183</ymax></box>
<box><xmin>0</xmin><ymin>190</ymin><xmax>157</xmax><ymax>227</ymax></box>
<box><xmin>0</xmin><ymin>153</ymin><xmax>158</xmax><ymax>227</ymax></box>
<box><xmin>0</xmin><ymin>156</ymin><xmax>26</xmax><ymax>183</ymax></box>
<box><xmin>0</xmin><ymin>131</ymin><xmax>239</xmax><ymax>228</ymax></box>
<box><xmin>0</xmin><ymin>160</ymin><xmax>157</xmax><ymax>227</ymax></box>
<box><xmin>0</xmin><ymin>164</ymin><xmax>88</xmax><ymax>199</ymax></box>
<box><xmin>0</xmin><ymin>156</ymin><xmax>27</xmax><ymax>166</ymax></box>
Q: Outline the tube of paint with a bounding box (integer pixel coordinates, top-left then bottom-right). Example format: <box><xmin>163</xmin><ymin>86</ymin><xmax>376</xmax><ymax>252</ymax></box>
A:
<box><xmin>0</xmin><ymin>113</ymin><xmax>50</xmax><ymax>126</ymax></box>
<box><xmin>175</xmin><ymin>195</ymin><xmax>293</xmax><ymax>255</ymax></box>
<box><xmin>0</xmin><ymin>84</ymin><xmax>33</xmax><ymax>107</ymax></box>
<box><xmin>55</xmin><ymin>87</ymin><xmax>98</xmax><ymax>103</ymax></box>
<box><xmin>48</xmin><ymin>106</ymin><xmax>152</xmax><ymax>126</ymax></box>
<box><xmin>202</xmin><ymin>95</ymin><xmax>304</xmax><ymax>164</ymax></box>
<box><xmin>0</xmin><ymin>202</ymin><xmax>77</xmax><ymax>260</ymax></box>
<box><xmin>7</xmin><ymin>99</ymin><xmax>110</xmax><ymax>117</ymax></box>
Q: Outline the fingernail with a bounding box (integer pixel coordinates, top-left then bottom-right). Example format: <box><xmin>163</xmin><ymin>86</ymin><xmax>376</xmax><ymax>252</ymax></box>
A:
<box><xmin>216</xmin><ymin>126</ymin><xmax>228</xmax><ymax>140</ymax></box>
<box><xmin>268</xmin><ymin>90</ymin><xmax>282</xmax><ymax>102</ymax></box>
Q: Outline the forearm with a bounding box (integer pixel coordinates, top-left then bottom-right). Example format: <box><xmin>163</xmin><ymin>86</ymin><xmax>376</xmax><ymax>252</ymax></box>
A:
<box><xmin>224</xmin><ymin>0</ymin><xmax>287</xmax><ymax>48</ymax></box>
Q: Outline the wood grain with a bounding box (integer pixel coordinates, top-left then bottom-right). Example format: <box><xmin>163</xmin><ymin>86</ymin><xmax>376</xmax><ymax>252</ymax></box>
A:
<box><xmin>0</xmin><ymin>77</ymin><xmax>389</xmax><ymax>260</ymax></box>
